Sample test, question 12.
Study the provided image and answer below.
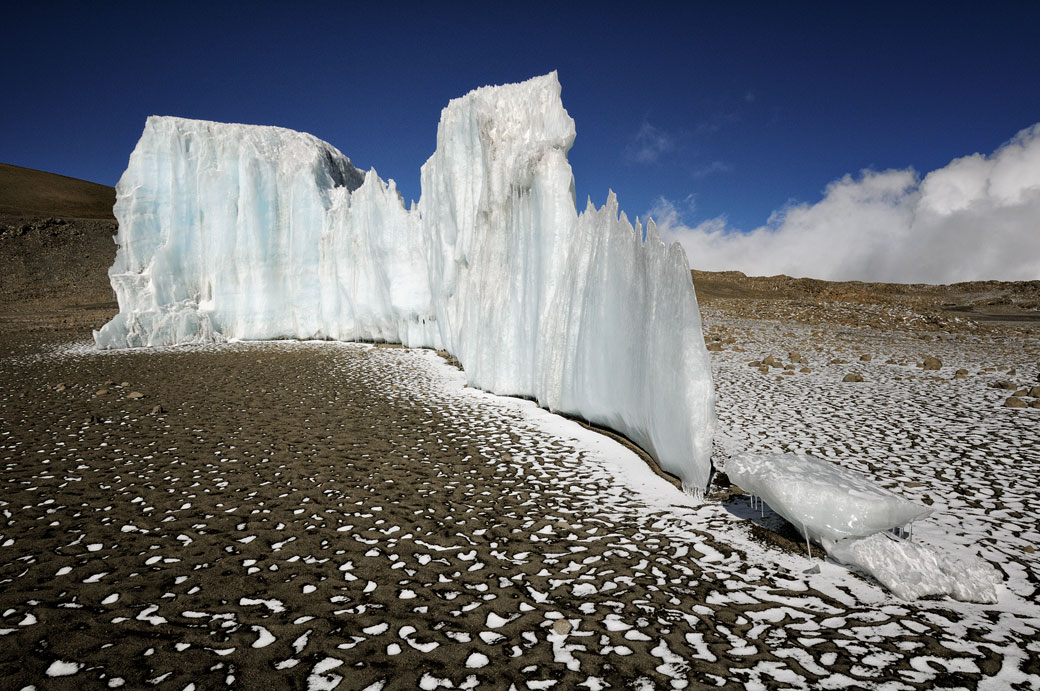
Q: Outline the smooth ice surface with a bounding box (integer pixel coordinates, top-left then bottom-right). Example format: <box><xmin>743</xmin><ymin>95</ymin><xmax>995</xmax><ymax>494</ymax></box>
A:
<box><xmin>726</xmin><ymin>453</ymin><xmax>933</xmax><ymax>542</ymax></box>
<box><xmin>93</xmin><ymin>73</ymin><xmax>716</xmax><ymax>490</ymax></box>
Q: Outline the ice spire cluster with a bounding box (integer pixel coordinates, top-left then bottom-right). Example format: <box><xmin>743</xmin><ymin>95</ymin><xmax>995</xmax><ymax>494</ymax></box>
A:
<box><xmin>95</xmin><ymin>72</ymin><xmax>717</xmax><ymax>491</ymax></box>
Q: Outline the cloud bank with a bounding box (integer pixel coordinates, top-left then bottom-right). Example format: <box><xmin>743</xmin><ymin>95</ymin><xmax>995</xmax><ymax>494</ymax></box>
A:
<box><xmin>654</xmin><ymin>124</ymin><xmax>1040</xmax><ymax>283</ymax></box>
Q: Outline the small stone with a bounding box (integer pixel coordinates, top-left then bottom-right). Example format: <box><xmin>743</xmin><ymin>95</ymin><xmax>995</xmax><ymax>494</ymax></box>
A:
<box><xmin>758</xmin><ymin>366</ymin><xmax>769</xmax><ymax>374</ymax></box>
<box><xmin>126</xmin><ymin>391</ymin><xmax>145</xmax><ymax>399</ymax></box>
<box><xmin>1004</xmin><ymin>396</ymin><xmax>1027</xmax><ymax>408</ymax></box>
<box><xmin>783</xmin><ymin>363</ymin><xmax>795</xmax><ymax>370</ymax></box>
<box><xmin>782</xmin><ymin>370</ymin><xmax>794</xmax><ymax>376</ymax></box>
<box><xmin>1031</xmin><ymin>400</ymin><xmax>1040</xmax><ymax>409</ymax></box>
<box><xmin>799</xmin><ymin>367</ymin><xmax>811</xmax><ymax>373</ymax></box>
<box><xmin>552</xmin><ymin>619</ymin><xmax>572</xmax><ymax>636</ymax></box>
<box><xmin>788</xmin><ymin>351</ymin><xmax>801</xmax><ymax>362</ymax></box>
<box><xmin>828</xmin><ymin>358</ymin><xmax>848</xmax><ymax>365</ymax></box>
<box><xmin>705</xmin><ymin>342</ymin><xmax>723</xmax><ymax>351</ymax></box>
<box><xmin>1007</xmin><ymin>368</ymin><xmax>1016</xmax><ymax>375</ymax></box>
<box><xmin>842</xmin><ymin>373</ymin><xmax>864</xmax><ymax>383</ymax></box>
<box><xmin>991</xmin><ymin>381</ymin><xmax>1017</xmax><ymax>390</ymax></box>
<box><xmin>1013</xmin><ymin>389</ymin><xmax>1028</xmax><ymax>397</ymax></box>
<box><xmin>762</xmin><ymin>355</ymin><xmax>777</xmax><ymax>367</ymax></box>
<box><xmin>803</xmin><ymin>564</ymin><xmax>821</xmax><ymax>575</ymax></box>
<box><xmin>748</xmin><ymin>361</ymin><xmax>762</xmax><ymax>367</ymax></box>
<box><xmin>150</xmin><ymin>405</ymin><xmax>165</xmax><ymax>414</ymax></box>
<box><xmin>860</xmin><ymin>354</ymin><xmax>872</xmax><ymax>362</ymax></box>
<box><xmin>120</xmin><ymin>381</ymin><xmax>130</xmax><ymax>387</ymax></box>
<box><xmin>55</xmin><ymin>383</ymin><xmax>67</xmax><ymax>392</ymax></box>
<box><xmin>1024</xmin><ymin>545</ymin><xmax>1035</xmax><ymax>554</ymax></box>
<box><xmin>1029</xmin><ymin>386</ymin><xmax>1040</xmax><ymax>398</ymax></box>
<box><xmin>921</xmin><ymin>356</ymin><xmax>942</xmax><ymax>370</ymax></box>
<box><xmin>96</xmin><ymin>388</ymin><xmax>109</xmax><ymax>396</ymax></box>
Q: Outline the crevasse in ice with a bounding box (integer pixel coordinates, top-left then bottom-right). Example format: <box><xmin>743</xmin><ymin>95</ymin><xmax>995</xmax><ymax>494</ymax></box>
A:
<box><xmin>94</xmin><ymin>72</ymin><xmax>718</xmax><ymax>492</ymax></box>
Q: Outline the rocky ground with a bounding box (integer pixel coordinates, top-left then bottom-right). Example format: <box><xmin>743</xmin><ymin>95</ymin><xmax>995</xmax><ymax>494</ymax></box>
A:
<box><xmin>1</xmin><ymin>167</ymin><xmax>1039</xmax><ymax>689</ymax></box>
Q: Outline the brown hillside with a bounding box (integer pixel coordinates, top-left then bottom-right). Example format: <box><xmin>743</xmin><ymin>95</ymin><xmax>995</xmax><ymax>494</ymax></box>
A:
<box><xmin>0</xmin><ymin>163</ymin><xmax>115</xmax><ymax>219</ymax></box>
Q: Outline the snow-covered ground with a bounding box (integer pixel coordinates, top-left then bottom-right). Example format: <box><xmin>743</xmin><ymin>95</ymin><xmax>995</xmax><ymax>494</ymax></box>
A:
<box><xmin>2</xmin><ymin>329</ymin><xmax>1037</xmax><ymax>688</ymax></box>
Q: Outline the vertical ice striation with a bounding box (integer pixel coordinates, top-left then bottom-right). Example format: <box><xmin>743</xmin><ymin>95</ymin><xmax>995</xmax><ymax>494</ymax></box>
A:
<box><xmin>95</xmin><ymin>72</ymin><xmax>717</xmax><ymax>491</ymax></box>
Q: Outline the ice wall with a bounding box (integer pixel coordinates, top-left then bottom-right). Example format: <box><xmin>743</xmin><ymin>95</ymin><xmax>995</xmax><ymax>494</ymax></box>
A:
<box><xmin>95</xmin><ymin>72</ymin><xmax>717</xmax><ymax>491</ymax></box>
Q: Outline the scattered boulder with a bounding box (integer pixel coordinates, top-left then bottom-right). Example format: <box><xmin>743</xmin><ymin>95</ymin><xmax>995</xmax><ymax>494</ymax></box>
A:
<box><xmin>551</xmin><ymin>619</ymin><xmax>572</xmax><ymax>636</ymax></box>
<box><xmin>843</xmin><ymin>372</ymin><xmax>865</xmax><ymax>383</ymax></box>
<box><xmin>1013</xmin><ymin>389</ymin><xmax>1028</xmax><ymax>397</ymax></box>
<box><xmin>95</xmin><ymin>388</ymin><xmax>109</xmax><ymax>396</ymax></box>
<box><xmin>828</xmin><ymin>358</ymin><xmax>848</xmax><ymax>365</ymax></box>
<box><xmin>150</xmin><ymin>404</ymin><xmax>165</xmax><ymax>414</ymax></box>
<box><xmin>921</xmin><ymin>356</ymin><xmax>942</xmax><ymax>370</ymax></box>
<box><xmin>860</xmin><ymin>354</ymin><xmax>872</xmax><ymax>362</ymax></box>
<box><xmin>1004</xmin><ymin>396</ymin><xmax>1027</xmax><ymax>408</ymax></box>
<box><xmin>762</xmin><ymin>355</ymin><xmax>777</xmax><ymax>367</ymax></box>
<box><xmin>706</xmin><ymin>342</ymin><xmax>723</xmax><ymax>351</ymax></box>
<box><xmin>1029</xmin><ymin>386</ymin><xmax>1040</xmax><ymax>398</ymax></box>
<box><xmin>991</xmin><ymin>381</ymin><xmax>1017</xmax><ymax>390</ymax></box>
<box><xmin>1032</xmin><ymin>401</ymin><xmax>1040</xmax><ymax>409</ymax></box>
<box><xmin>799</xmin><ymin>367</ymin><xmax>811</xmax><ymax>373</ymax></box>
<box><xmin>126</xmin><ymin>391</ymin><xmax>145</xmax><ymax>399</ymax></box>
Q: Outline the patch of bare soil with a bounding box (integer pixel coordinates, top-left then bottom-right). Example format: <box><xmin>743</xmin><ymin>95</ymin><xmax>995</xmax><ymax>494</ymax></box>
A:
<box><xmin>693</xmin><ymin>269</ymin><xmax>1040</xmax><ymax>333</ymax></box>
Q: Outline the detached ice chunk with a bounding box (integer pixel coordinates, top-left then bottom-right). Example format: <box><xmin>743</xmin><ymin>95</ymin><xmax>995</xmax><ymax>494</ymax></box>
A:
<box><xmin>827</xmin><ymin>533</ymin><xmax>1001</xmax><ymax>603</ymax></box>
<box><xmin>726</xmin><ymin>453</ymin><xmax>932</xmax><ymax>541</ymax></box>
<box><xmin>727</xmin><ymin>453</ymin><xmax>1001</xmax><ymax>602</ymax></box>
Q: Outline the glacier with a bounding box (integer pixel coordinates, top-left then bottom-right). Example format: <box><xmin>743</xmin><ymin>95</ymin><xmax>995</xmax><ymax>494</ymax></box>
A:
<box><xmin>94</xmin><ymin>72</ymin><xmax>718</xmax><ymax>492</ymax></box>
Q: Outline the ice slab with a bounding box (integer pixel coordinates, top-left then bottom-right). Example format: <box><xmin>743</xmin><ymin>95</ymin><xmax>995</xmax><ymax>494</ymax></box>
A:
<box><xmin>726</xmin><ymin>453</ymin><xmax>932</xmax><ymax>542</ymax></box>
<box><xmin>93</xmin><ymin>73</ymin><xmax>717</xmax><ymax>491</ymax></box>
<box><xmin>727</xmin><ymin>453</ymin><xmax>1001</xmax><ymax>602</ymax></box>
<box><xmin>827</xmin><ymin>532</ymin><xmax>1001</xmax><ymax>603</ymax></box>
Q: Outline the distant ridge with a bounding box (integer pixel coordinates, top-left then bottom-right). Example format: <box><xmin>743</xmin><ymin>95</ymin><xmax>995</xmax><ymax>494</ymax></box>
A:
<box><xmin>0</xmin><ymin>163</ymin><xmax>115</xmax><ymax>219</ymax></box>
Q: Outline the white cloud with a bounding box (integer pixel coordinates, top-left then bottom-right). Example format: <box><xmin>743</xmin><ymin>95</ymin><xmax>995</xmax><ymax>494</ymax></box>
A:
<box><xmin>625</xmin><ymin>122</ymin><xmax>675</xmax><ymax>164</ymax></box>
<box><xmin>653</xmin><ymin>124</ymin><xmax>1040</xmax><ymax>283</ymax></box>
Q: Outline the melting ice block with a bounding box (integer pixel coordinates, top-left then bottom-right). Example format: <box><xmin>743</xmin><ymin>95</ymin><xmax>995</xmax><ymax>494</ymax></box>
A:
<box><xmin>94</xmin><ymin>72</ymin><xmax>717</xmax><ymax>491</ymax></box>
<box><xmin>727</xmin><ymin>453</ymin><xmax>1000</xmax><ymax>602</ymax></box>
<box><xmin>726</xmin><ymin>453</ymin><xmax>932</xmax><ymax>542</ymax></box>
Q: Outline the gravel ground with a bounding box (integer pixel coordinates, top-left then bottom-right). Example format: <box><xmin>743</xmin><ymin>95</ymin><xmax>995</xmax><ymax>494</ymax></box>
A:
<box><xmin>1</xmin><ymin>323</ymin><xmax>1038</xmax><ymax>689</ymax></box>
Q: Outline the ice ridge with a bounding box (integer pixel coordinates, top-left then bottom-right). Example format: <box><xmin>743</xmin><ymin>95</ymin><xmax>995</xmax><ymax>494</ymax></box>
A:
<box><xmin>94</xmin><ymin>72</ymin><xmax>717</xmax><ymax>491</ymax></box>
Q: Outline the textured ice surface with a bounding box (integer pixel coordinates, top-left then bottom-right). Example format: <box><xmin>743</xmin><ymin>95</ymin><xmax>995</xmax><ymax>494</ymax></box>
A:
<box><xmin>93</xmin><ymin>72</ymin><xmax>716</xmax><ymax>490</ymax></box>
<box><xmin>726</xmin><ymin>453</ymin><xmax>932</xmax><ymax>542</ymax></box>
<box><xmin>827</xmin><ymin>533</ymin><xmax>1001</xmax><ymax>603</ymax></box>
<box><xmin>726</xmin><ymin>452</ymin><xmax>1001</xmax><ymax>602</ymax></box>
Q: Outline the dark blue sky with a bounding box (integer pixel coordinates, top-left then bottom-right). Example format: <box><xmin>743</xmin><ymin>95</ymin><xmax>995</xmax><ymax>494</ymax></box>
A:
<box><xmin>4</xmin><ymin>2</ymin><xmax>1039</xmax><ymax>230</ymax></box>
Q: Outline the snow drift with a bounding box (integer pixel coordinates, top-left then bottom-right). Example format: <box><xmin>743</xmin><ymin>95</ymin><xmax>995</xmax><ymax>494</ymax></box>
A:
<box><xmin>94</xmin><ymin>72</ymin><xmax>717</xmax><ymax>492</ymax></box>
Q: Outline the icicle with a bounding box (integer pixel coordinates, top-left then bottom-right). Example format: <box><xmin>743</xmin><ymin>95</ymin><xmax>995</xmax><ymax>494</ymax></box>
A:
<box><xmin>802</xmin><ymin>523</ymin><xmax>812</xmax><ymax>559</ymax></box>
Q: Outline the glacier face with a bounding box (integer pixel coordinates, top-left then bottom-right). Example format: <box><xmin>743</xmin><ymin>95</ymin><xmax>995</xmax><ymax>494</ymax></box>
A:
<box><xmin>95</xmin><ymin>72</ymin><xmax>717</xmax><ymax>491</ymax></box>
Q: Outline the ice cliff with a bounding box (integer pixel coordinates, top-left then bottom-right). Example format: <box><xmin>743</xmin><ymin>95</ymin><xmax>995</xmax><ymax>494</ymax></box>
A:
<box><xmin>94</xmin><ymin>72</ymin><xmax>716</xmax><ymax>491</ymax></box>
